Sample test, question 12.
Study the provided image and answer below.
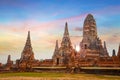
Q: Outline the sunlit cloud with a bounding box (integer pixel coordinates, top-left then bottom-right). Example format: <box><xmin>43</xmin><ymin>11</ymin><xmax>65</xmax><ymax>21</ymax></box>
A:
<box><xmin>73</xmin><ymin>27</ymin><xmax>83</xmax><ymax>32</ymax></box>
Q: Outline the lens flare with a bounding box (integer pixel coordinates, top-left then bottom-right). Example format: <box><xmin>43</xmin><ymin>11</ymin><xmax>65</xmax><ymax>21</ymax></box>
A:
<box><xmin>75</xmin><ymin>45</ymin><xmax>80</xmax><ymax>52</ymax></box>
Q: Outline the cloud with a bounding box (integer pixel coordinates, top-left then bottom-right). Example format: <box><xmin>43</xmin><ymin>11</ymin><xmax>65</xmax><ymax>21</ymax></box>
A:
<box><xmin>108</xmin><ymin>33</ymin><xmax>120</xmax><ymax>43</ymax></box>
<box><xmin>73</xmin><ymin>27</ymin><xmax>83</xmax><ymax>31</ymax></box>
<box><xmin>101</xmin><ymin>32</ymin><xmax>120</xmax><ymax>44</ymax></box>
<box><xmin>0</xmin><ymin>12</ymin><xmax>86</xmax><ymax>34</ymax></box>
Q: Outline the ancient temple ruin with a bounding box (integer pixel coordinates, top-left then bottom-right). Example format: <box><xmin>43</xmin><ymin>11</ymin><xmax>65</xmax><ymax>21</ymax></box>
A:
<box><xmin>52</xmin><ymin>22</ymin><xmax>75</xmax><ymax>66</ymax></box>
<box><xmin>5</xmin><ymin>55</ymin><xmax>13</xmax><ymax>70</ymax></box>
<box><xmin>16</xmin><ymin>31</ymin><xmax>39</xmax><ymax>71</ymax></box>
<box><xmin>79</xmin><ymin>14</ymin><xmax>109</xmax><ymax>60</ymax></box>
<box><xmin>52</xmin><ymin>14</ymin><xmax>120</xmax><ymax>67</ymax></box>
<box><xmin>1</xmin><ymin>14</ymin><xmax>120</xmax><ymax>72</ymax></box>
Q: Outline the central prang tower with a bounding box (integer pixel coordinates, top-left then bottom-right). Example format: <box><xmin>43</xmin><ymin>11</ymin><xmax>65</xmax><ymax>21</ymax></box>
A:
<box><xmin>80</xmin><ymin>14</ymin><xmax>109</xmax><ymax>59</ymax></box>
<box><xmin>83</xmin><ymin>14</ymin><xmax>97</xmax><ymax>43</ymax></box>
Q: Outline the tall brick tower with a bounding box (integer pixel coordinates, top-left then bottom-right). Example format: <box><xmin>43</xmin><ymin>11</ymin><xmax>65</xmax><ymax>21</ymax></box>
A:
<box><xmin>61</xmin><ymin>22</ymin><xmax>72</xmax><ymax>48</ymax></box>
<box><xmin>20</xmin><ymin>31</ymin><xmax>34</xmax><ymax>61</ymax></box>
<box><xmin>80</xmin><ymin>14</ymin><xmax>109</xmax><ymax>60</ymax></box>
<box><xmin>52</xmin><ymin>40</ymin><xmax>59</xmax><ymax>58</ymax></box>
<box><xmin>52</xmin><ymin>22</ymin><xmax>74</xmax><ymax>66</ymax></box>
<box><xmin>18</xmin><ymin>31</ymin><xmax>35</xmax><ymax>71</ymax></box>
<box><xmin>52</xmin><ymin>40</ymin><xmax>59</xmax><ymax>65</ymax></box>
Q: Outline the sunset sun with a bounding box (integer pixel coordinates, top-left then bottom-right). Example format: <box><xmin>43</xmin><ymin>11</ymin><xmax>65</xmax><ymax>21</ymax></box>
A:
<box><xmin>75</xmin><ymin>45</ymin><xmax>80</xmax><ymax>52</ymax></box>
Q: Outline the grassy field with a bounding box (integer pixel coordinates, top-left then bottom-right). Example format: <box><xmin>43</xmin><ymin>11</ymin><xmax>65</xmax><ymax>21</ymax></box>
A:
<box><xmin>0</xmin><ymin>72</ymin><xmax>120</xmax><ymax>80</ymax></box>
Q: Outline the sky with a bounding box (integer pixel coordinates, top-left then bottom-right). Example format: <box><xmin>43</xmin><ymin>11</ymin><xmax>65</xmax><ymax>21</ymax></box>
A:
<box><xmin>0</xmin><ymin>0</ymin><xmax>120</xmax><ymax>64</ymax></box>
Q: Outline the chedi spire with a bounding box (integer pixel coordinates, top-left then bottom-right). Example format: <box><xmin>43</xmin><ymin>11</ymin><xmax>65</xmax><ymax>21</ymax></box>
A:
<box><xmin>53</xmin><ymin>40</ymin><xmax>59</xmax><ymax>58</ymax></box>
<box><xmin>25</xmin><ymin>31</ymin><xmax>31</xmax><ymax>46</ymax></box>
<box><xmin>55</xmin><ymin>40</ymin><xmax>59</xmax><ymax>51</ymax></box>
<box><xmin>6</xmin><ymin>55</ymin><xmax>13</xmax><ymax>69</ymax></box>
<box><xmin>7</xmin><ymin>55</ymin><xmax>11</xmax><ymax>64</ymax></box>
<box><xmin>103</xmin><ymin>41</ymin><xmax>109</xmax><ymax>57</ymax></box>
<box><xmin>20</xmin><ymin>31</ymin><xmax>34</xmax><ymax>61</ymax></box>
<box><xmin>61</xmin><ymin>22</ymin><xmax>72</xmax><ymax>47</ymax></box>
<box><xmin>64</xmin><ymin>22</ymin><xmax>69</xmax><ymax>37</ymax></box>
<box><xmin>117</xmin><ymin>44</ymin><xmax>120</xmax><ymax>58</ymax></box>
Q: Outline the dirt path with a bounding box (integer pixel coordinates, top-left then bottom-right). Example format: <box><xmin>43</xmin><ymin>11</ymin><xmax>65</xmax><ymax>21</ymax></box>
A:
<box><xmin>0</xmin><ymin>77</ymin><xmax>106</xmax><ymax>80</ymax></box>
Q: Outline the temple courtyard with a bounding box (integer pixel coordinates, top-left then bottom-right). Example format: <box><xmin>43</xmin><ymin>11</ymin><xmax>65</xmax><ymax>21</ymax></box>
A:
<box><xmin>0</xmin><ymin>72</ymin><xmax>120</xmax><ymax>80</ymax></box>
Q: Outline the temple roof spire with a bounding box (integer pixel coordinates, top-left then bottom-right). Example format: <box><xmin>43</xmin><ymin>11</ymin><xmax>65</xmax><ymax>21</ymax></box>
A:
<box><xmin>64</xmin><ymin>22</ymin><xmax>69</xmax><ymax>36</ymax></box>
<box><xmin>103</xmin><ymin>41</ymin><xmax>109</xmax><ymax>57</ymax></box>
<box><xmin>7</xmin><ymin>55</ymin><xmax>11</xmax><ymax>63</ymax></box>
<box><xmin>20</xmin><ymin>31</ymin><xmax>34</xmax><ymax>61</ymax></box>
<box><xmin>25</xmin><ymin>31</ymin><xmax>31</xmax><ymax>46</ymax></box>
<box><xmin>117</xmin><ymin>43</ymin><xmax>120</xmax><ymax>57</ymax></box>
<box><xmin>61</xmin><ymin>22</ymin><xmax>72</xmax><ymax>47</ymax></box>
<box><xmin>53</xmin><ymin>40</ymin><xmax>59</xmax><ymax>58</ymax></box>
<box><xmin>104</xmin><ymin>41</ymin><xmax>107</xmax><ymax>49</ymax></box>
<box><xmin>55</xmin><ymin>40</ymin><xmax>59</xmax><ymax>50</ymax></box>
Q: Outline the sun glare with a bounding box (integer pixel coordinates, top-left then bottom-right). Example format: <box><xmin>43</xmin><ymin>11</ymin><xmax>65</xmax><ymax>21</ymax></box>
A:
<box><xmin>75</xmin><ymin>45</ymin><xmax>80</xmax><ymax>52</ymax></box>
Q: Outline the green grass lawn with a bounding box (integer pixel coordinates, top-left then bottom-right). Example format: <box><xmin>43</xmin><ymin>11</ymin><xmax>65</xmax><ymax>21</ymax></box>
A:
<box><xmin>0</xmin><ymin>72</ymin><xmax>120</xmax><ymax>80</ymax></box>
